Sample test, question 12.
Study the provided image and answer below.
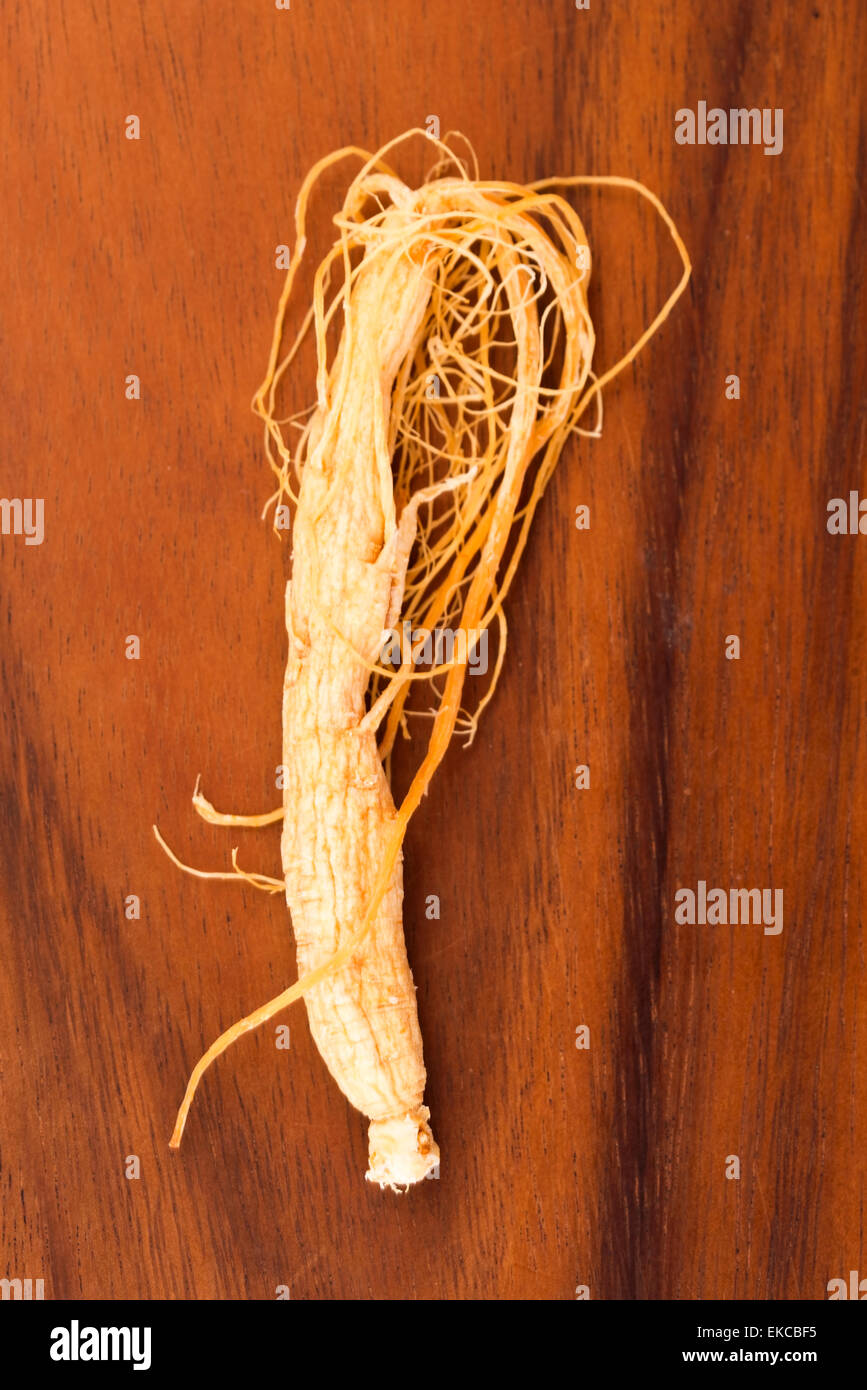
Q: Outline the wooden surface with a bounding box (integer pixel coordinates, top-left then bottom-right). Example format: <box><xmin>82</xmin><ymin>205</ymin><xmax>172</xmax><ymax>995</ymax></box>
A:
<box><xmin>2</xmin><ymin>0</ymin><xmax>865</xmax><ymax>1301</ymax></box>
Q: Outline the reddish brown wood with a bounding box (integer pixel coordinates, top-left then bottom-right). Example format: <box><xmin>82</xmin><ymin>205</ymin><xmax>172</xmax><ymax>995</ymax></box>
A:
<box><xmin>1</xmin><ymin>0</ymin><xmax>864</xmax><ymax>1299</ymax></box>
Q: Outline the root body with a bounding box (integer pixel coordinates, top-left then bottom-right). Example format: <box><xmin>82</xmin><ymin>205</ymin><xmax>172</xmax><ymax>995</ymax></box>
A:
<box><xmin>282</xmin><ymin>249</ymin><xmax>440</xmax><ymax>1185</ymax></box>
<box><xmin>162</xmin><ymin>129</ymin><xmax>690</xmax><ymax>1187</ymax></box>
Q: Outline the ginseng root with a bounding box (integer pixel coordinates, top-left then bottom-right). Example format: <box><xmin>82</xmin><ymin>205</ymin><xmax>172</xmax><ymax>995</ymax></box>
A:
<box><xmin>155</xmin><ymin>129</ymin><xmax>690</xmax><ymax>1190</ymax></box>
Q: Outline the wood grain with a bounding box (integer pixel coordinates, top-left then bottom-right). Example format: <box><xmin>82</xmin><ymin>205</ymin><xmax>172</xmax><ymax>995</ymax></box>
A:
<box><xmin>1</xmin><ymin>0</ymin><xmax>864</xmax><ymax>1300</ymax></box>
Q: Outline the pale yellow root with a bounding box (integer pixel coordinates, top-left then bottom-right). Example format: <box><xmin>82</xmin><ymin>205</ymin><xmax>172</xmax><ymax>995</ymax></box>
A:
<box><xmin>163</xmin><ymin>129</ymin><xmax>691</xmax><ymax>1184</ymax></box>
<box><xmin>192</xmin><ymin>776</ymin><xmax>283</xmax><ymax>828</ymax></box>
<box><xmin>152</xmin><ymin>824</ymin><xmax>285</xmax><ymax>894</ymax></box>
<box><xmin>278</xmin><ymin>240</ymin><xmax>443</xmax><ymax>1185</ymax></box>
<box><xmin>367</xmin><ymin>1108</ymin><xmax>439</xmax><ymax>1190</ymax></box>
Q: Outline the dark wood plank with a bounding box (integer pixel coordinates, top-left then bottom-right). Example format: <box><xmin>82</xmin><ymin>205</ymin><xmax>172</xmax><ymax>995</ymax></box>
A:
<box><xmin>1</xmin><ymin>0</ymin><xmax>864</xmax><ymax>1300</ymax></box>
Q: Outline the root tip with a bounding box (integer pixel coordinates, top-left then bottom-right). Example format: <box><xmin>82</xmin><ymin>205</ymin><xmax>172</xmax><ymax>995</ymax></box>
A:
<box><xmin>365</xmin><ymin>1106</ymin><xmax>440</xmax><ymax>1191</ymax></box>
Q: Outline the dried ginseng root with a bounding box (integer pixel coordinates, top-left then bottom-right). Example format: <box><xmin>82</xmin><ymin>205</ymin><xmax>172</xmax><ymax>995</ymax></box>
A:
<box><xmin>155</xmin><ymin>130</ymin><xmax>690</xmax><ymax>1190</ymax></box>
